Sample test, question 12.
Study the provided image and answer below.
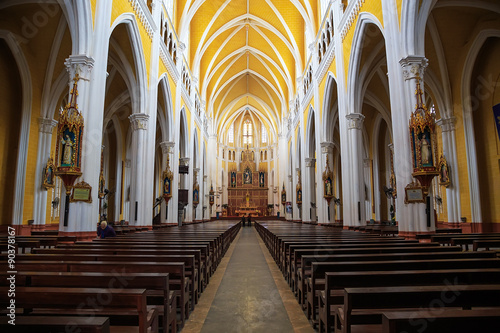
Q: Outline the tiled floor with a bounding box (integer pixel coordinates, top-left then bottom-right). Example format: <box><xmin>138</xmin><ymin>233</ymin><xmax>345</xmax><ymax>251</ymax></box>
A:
<box><xmin>182</xmin><ymin>224</ymin><xmax>314</xmax><ymax>333</ymax></box>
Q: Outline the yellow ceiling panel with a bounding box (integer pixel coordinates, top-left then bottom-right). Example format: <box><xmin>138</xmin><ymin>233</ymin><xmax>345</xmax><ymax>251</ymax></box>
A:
<box><xmin>248</xmin><ymin>75</ymin><xmax>281</xmax><ymax>112</ymax></box>
<box><xmin>248</xmin><ymin>55</ymin><xmax>279</xmax><ymax>91</ymax></box>
<box><xmin>250</xmin><ymin>27</ymin><xmax>297</xmax><ymax>80</ymax></box>
<box><xmin>199</xmin><ymin>28</ymin><xmax>236</xmax><ymax>83</ymax></box>
<box><xmin>202</xmin><ymin>0</ymin><xmax>247</xmax><ymax>44</ymax></box>
<box><xmin>249</xmin><ymin>53</ymin><xmax>289</xmax><ymax>101</ymax></box>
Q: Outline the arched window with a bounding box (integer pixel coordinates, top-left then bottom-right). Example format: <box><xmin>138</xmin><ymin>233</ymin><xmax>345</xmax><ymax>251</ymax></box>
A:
<box><xmin>228</xmin><ymin>123</ymin><xmax>234</xmax><ymax>143</ymax></box>
<box><xmin>243</xmin><ymin>120</ymin><xmax>252</xmax><ymax>145</ymax></box>
<box><xmin>262</xmin><ymin>125</ymin><xmax>267</xmax><ymax>143</ymax></box>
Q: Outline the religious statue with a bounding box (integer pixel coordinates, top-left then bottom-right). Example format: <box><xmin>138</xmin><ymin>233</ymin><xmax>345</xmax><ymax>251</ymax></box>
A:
<box><xmin>164</xmin><ymin>177</ymin><xmax>170</xmax><ymax>194</ymax></box>
<box><xmin>42</xmin><ymin>157</ymin><xmax>55</xmax><ymax>189</ymax></box>
<box><xmin>438</xmin><ymin>154</ymin><xmax>451</xmax><ymax>187</ymax></box>
<box><xmin>325</xmin><ymin>179</ymin><xmax>332</xmax><ymax>196</ymax></box>
<box><xmin>420</xmin><ymin>135</ymin><xmax>431</xmax><ymax>165</ymax></box>
<box><xmin>231</xmin><ymin>172</ymin><xmax>236</xmax><ymax>187</ymax></box>
<box><xmin>61</xmin><ymin>134</ymin><xmax>74</xmax><ymax>165</ymax></box>
<box><xmin>259</xmin><ymin>172</ymin><xmax>265</xmax><ymax>187</ymax></box>
<box><xmin>244</xmin><ymin>168</ymin><xmax>252</xmax><ymax>184</ymax></box>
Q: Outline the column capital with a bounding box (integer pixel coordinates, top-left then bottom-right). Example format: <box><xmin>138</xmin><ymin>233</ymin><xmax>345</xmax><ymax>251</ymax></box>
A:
<box><xmin>436</xmin><ymin>116</ymin><xmax>456</xmax><ymax>132</ymax></box>
<box><xmin>38</xmin><ymin>118</ymin><xmax>58</xmax><ymax>133</ymax></box>
<box><xmin>320</xmin><ymin>141</ymin><xmax>335</xmax><ymax>154</ymax></box>
<box><xmin>64</xmin><ymin>55</ymin><xmax>95</xmax><ymax>81</ymax></box>
<box><xmin>400</xmin><ymin>56</ymin><xmax>428</xmax><ymax>81</ymax></box>
<box><xmin>129</xmin><ymin>113</ymin><xmax>150</xmax><ymax>131</ymax></box>
<box><xmin>388</xmin><ymin>143</ymin><xmax>394</xmax><ymax>152</ymax></box>
<box><xmin>179</xmin><ymin>157</ymin><xmax>190</xmax><ymax>166</ymax></box>
<box><xmin>305</xmin><ymin>158</ymin><xmax>316</xmax><ymax>167</ymax></box>
<box><xmin>160</xmin><ymin>141</ymin><xmax>175</xmax><ymax>154</ymax></box>
<box><xmin>346</xmin><ymin>113</ymin><xmax>365</xmax><ymax>130</ymax></box>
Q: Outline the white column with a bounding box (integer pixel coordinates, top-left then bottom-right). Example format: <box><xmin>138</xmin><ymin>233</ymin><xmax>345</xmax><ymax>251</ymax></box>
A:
<box><xmin>63</xmin><ymin>55</ymin><xmax>99</xmax><ymax>236</ymax></box>
<box><xmin>288</xmin><ymin>174</ymin><xmax>294</xmax><ymax>220</ymax></box>
<box><xmin>294</xmin><ymin>168</ymin><xmax>301</xmax><ymax>220</ymax></box>
<box><xmin>364</xmin><ymin>158</ymin><xmax>372</xmax><ymax>221</ymax></box>
<box><xmin>320</xmin><ymin>141</ymin><xmax>335</xmax><ymax>223</ymax></box>
<box><xmin>128</xmin><ymin>113</ymin><xmax>149</xmax><ymax>226</ymax></box>
<box><xmin>123</xmin><ymin>159</ymin><xmax>131</xmax><ymax>222</ymax></box>
<box><xmin>160</xmin><ymin>141</ymin><xmax>174</xmax><ymax>223</ymax></box>
<box><xmin>346</xmin><ymin>113</ymin><xmax>366</xmax><ymax>226</ymax></box>
<box><xmin>193</xmin><ymin>167</ymin><xmax>202</xmax><ymax>221</ymax></box>
<box><xmin>436</xmin><ymin>117</ymin><xmax>461</xmax><ymax>224</ymax></box>
<box><xmin>208</xmin><ymin>134</ymin><xmax>217</xmax><ymax>217</ymax></box>
<box><xmin>33</xmin><ymin>118</ymin><xmax>58</xmax><ymax>226</ymax></box>
<box><xmin>278</xmin><ymin>133</ymin><xmax>288</xmax><ymax>217</ymax></box>
<box><xmin>304</xmin><ymin>158</ymin><xmax>316</xmax><ymax>222</ymax></box>
<box><xmin>395</xmin><ymin>56</ymin><xmax>433</xmax><ymax>235</ymax></box>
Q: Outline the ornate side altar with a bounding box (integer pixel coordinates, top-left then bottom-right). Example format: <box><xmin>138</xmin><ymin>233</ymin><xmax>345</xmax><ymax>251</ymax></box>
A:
<box><xmin>227</xmin><ymin>149</ymin><xmax>268</xmax><ymax>216</ymax></box>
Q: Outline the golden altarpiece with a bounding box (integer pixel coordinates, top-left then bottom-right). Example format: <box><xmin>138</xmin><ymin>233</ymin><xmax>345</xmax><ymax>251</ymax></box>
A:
<box><xmin>227</xmin><ymin>149</ymin><xmax>268</xmax><ymax>216</ymax></box>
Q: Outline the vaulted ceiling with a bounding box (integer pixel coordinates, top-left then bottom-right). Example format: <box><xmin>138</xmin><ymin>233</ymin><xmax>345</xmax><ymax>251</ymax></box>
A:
<box><xmin>176</xmin><ymin>0</ymin><xmax>319</xmax><ymax>139</ymax></box>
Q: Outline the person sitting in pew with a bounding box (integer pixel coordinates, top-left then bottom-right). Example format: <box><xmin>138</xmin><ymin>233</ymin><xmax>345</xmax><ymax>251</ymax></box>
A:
<box><xmin>97</xmin><ymin>221</ymin><xmax>116</xmax><ymax>239</ymax></box>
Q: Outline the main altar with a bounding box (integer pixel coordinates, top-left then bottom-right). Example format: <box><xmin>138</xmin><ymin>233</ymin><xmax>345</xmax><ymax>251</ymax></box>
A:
<box><xmin>227</xmin><ymin>148</ymin><xmax>268</xmax><ymax>216</ymax></box>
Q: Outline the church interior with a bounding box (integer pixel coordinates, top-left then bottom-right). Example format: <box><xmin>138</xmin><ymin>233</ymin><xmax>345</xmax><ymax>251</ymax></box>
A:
<box><xmin>1</xmin><ymin>0</ymin><xmax>500</xmax><ymax>332</ymax></box>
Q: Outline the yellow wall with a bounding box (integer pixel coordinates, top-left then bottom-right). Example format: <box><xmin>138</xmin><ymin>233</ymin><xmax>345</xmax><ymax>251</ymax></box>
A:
<box><xmin>111</xmin><ymin>0</ymin><xmax>152</xmax><ymax>85</ymax></box>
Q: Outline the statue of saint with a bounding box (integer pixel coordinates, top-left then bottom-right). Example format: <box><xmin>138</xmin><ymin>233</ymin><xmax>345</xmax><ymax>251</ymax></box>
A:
<box><xmin>420</xmin><ymin>136</ymin><xmax>430</xmax><ymax>165</ymax></box>
<box><xmin>61</xmin><ymin>134</ymin><xmax>73</xmax><ymax>165</ymax></box>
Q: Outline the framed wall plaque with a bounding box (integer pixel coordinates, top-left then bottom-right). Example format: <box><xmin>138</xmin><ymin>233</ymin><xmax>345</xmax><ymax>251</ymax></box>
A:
<box><xmin>70</xmin><ymin>181</ymin><xmax>92</xmax><ymax>203</ymax></box>
<box><xmin>405</xmin><ymin>183</ymin><xmax>425</xmax><ymax>204</ymax></box>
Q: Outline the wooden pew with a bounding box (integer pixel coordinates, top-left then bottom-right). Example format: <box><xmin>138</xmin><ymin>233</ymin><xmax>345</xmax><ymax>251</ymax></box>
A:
<box><xmin>381</xmin><ymin>309</ymin><xmax>500</xmax><ymax>333</ymax></box>
<box><xmin>338</xmin><ymin>285</ymin><xmax>500</xmax><ymax>333</ymax></box>
<box><xmin>0</xmin><ymin>271</ymin><xmax>176</xmax><ymax>333</ymax></box>
<box><xmin>0</xmin><ymin>316</ymin><xmax>110</xmax><ymax>333</ymax></box>
<box><xmin>33</xmin><ymin>247</ymin><xmax>206</xmax><ymax>292</ymax></box>
<box><xmin>451</xmin><ymin>236</ymin><xmax>500</xmax><ymax>251</ymax></box>
<box><xmin>474</xmin><ymin>239</ymin><xmax>500</xmax><ymax>251</ymax></box>
<box><xmin>306</xmin><ymin>257</ymin><xmax>500</xmax><ymax>322</ymax></box>
<box><xmin>57</xmin><ymin>243</ymin><xmax>213</xmax><ymax>280</ymax></box>
<box><xmin>0</xmin><ymin>286</ymin><xmax>158</xmax><ymax>333</ymax></box>
<box><xmin>3</xmin><ymin>260</ymin><xmax>189</xmax><ymax>325</ymax></box>
<box><xmin>6</xmin><ymin>253</ymin><xmax>199</xmax><ymax>308</ymax></box>
<box><xmin>290</xmin><ymin>245</ymin><xmax>460</xmax><ymax>295</ymax></box>
<box><xmin>317</xmin><ymin>268</ymin><xmax>500</xmax><ymax>333</ymax></box>
<box><xmin>295</xmin><ymin>250</ymin><xmax>497</xmax><ymax>306</ymax></box>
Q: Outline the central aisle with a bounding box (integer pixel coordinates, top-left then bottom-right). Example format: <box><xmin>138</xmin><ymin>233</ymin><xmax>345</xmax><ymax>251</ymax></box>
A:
<box><xmin>201</xmin><ymin>225</ymin><xmax>294</xmax><ymax>332</ymax></box>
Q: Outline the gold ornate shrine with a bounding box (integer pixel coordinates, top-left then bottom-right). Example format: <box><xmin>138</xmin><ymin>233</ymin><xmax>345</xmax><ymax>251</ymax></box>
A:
<box><xmin>227</xmin><ymin>148</ymin><xmax>268</xmax><ymax>216</ymax></box>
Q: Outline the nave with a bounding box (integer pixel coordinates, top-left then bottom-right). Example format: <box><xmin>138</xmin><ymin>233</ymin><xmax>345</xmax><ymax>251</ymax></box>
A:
<box><xmin>3</xmin><ymin>219</ymin><xmax>500</xmax><ymax>332</ymax></box>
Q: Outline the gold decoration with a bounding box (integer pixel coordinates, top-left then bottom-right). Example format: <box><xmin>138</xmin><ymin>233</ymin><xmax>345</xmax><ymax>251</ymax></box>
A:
<box><xmin>404</xmin><ymin>182</ymin><xmax>426</xmax><ymax>204</ymax></box>
<box><xmin>162</xmin><ymin>155</ymin><xmax>173</xmax><ymax>205</ymax></box>
<box><xmin>193</xmin><ymin>170</ymin><xmax>200</xmax><ymax>207</ymax></box>
<box><xmin>296</xmin><ymin>169</ymin><xmax>302</xmax><ymax>207</ymax></box>
<box><xmin>409</xmin><ymin>74</ymin><xmax>439</xmax><ymax>196</ymax></box>
<box><xmin>438</xmin><ymin>154</ymin><xmax>451</xmax><ymax>187</ymax></box>
<box><xmin>42</xmin><ymin>157</ymin><xmax>56</xmax><ymax>189</ymax></box>
<box><xmin>281</xmin><ymin>183</ymin><xmax>286</xmax><ymax>205</ymax></box>
<box><xmin>322</xmin><ymin>155</ymin><xmax>334</xmax><ymax>204</ymax></box>
<box><xmin>54</xmin><ymin>73</ymin><xmax>84</xmax><ymax>195</ymax></box>
<box><xmin>70</xmin><ymin>181</ymin><xmax>92</xmax><ymax>203</ymax></box>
